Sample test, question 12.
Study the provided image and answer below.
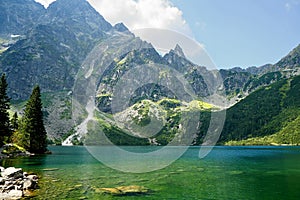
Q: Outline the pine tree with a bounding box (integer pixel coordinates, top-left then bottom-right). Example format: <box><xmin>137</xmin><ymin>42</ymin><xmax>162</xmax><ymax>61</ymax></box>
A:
<box><xmin>11</xmin><ymin>112</ymin><xmax>18</xmax><ymax>131</ymax></box>
<box><xmin>12</xmin><ymin>118</ymin><xmax>30</xmax><ymax>150</ymax></box>
<box><xmin>23</xmin><ymin>85</ymin><xmax>47</xmax><ymax>153</ymax></box>
<box><xmin>0</xmin><ymin>73</ymin><xmax>11</xmax><ymax>145</ymax></box>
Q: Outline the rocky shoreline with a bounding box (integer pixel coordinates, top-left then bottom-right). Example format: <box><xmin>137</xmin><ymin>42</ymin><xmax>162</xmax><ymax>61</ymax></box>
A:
<box><xmin>0</xmin><ymin>167</ymin><xmax>39</xmax><ymax>199</ymax></box>
<box><xmin>0</xmin><ymin>144</ymin><xmax>32</xmax><ymax>160</ymax></box>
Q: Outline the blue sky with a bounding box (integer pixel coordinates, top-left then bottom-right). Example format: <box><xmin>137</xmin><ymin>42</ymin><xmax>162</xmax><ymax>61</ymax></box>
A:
<box><xmin>170</xmin><ymin>0</ymin><xmax>300</xmax><ymax>68</ymax></box>
<box><xmin>36</xmin><ymin>0</ymin><xmax>300</xmax><ymax>69</ymax></box>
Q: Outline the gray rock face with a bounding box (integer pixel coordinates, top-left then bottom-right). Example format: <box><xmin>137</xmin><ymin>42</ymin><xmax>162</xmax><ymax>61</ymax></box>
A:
<box><xmin>0</xmin><ymin>0</ymin><xmax>46</xmax><ymax>37</ymax></box>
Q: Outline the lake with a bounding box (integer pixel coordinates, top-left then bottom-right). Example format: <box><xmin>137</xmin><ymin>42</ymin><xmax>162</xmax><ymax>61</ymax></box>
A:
<box><xmin>1</xmin><ymin>146</ymin><xmax>300</xmax><ymax>199</ymax></box>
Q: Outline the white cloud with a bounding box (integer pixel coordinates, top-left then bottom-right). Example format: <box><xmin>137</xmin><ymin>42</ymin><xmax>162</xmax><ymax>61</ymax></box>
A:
<box><xmin>35</xmin><ymin>0</ymin><xmax>192</xmax><ymax>36</ymax></box>
<box><xmin>88</xmin><ymin>0</ymin><xmax>192</xmax><ymax>36</ymax></box>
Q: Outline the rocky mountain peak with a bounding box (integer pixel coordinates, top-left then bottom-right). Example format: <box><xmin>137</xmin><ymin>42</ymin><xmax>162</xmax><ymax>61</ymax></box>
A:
<box><xmin>45</xmin><ymin>0</ymin><xmax>112</xmax><ymax>31</ymax></box>
<box><xmin>172</xmin><ymin>44</ymin><xmax>185</xmax><ymax>58</ymax></box>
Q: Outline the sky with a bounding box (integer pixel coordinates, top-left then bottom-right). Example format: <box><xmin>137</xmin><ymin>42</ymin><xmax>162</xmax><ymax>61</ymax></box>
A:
<box><xmin>35</xmin><ymin>0</ymin><xmax>300</xmax><ymax>69</ymax></box>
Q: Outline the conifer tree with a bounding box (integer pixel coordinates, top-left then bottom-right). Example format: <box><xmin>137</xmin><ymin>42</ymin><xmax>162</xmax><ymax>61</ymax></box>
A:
<box><xmin>0</xmin><ymin>73</ymin><xmax>11</xmax><ymax>145</ymax></box>
<box><xmin>11</xmin><ymin>112</ymin><xmax>18</xmax><ymax>131</ymax></box>
<box><xmin>23</xmin><ymin>85</ymin><xmax>47</xmax><ymax>153</ymax></box>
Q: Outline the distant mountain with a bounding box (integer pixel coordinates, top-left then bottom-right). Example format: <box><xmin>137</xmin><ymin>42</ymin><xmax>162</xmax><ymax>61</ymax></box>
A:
<box><xmin>275</xmin><ymin>44</ymin><xmax>300</xmax><ymax>71</ymax></box>
<box><xmin>219</xmin><ymin>75</ymin><xmax>300</xmax><ymax>145</ymax></box>
<box><xmin>220</xmin><ymin>44</ymin><xmax>300</xmax><ymax>103</ymax></box>
<box><xmin>221</xmin><ymin>45</ymin><xmax>300</xmax><ymax>145</ymax></box>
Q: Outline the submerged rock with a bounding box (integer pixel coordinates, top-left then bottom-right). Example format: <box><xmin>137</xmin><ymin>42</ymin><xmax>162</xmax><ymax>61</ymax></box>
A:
<box><xmin>96</xmin><ymin>185</ymin><xmax>151</xmax><ymax>196</ymax></box>
<box><xmin>42</xmin><ymin>168</ymin><xmax>59</xmax><ymax>171</ymax></box>
<box><xmin>97</xmin><ymin>187</ymin><xmax>123</xmax><ymax>195</ymax></box>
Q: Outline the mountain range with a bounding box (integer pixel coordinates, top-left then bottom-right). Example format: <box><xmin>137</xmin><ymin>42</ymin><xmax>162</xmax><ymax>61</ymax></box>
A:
<box><xmin>0</xmin><ymin>0</ymin><xmax>299</xmax><ymax>145</ymax></box>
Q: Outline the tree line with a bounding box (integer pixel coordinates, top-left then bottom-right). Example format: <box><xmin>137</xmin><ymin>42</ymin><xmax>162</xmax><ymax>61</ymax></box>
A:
<box><xmin>0</xmin><ymin>74</ymin><xmax>47</xmax><ymax>154</ymax></box>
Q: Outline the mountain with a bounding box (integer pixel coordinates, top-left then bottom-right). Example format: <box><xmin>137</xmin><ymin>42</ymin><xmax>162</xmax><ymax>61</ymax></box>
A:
<box><xmin>220</xmin><ymin>75</ymin><xmax>300</xmax><ymax>145</ymax></box>
<box><xmin>0</xmin><ymin>0</ymin><xmax>116</xmax><ymax>139</ymax></box>
<box><xmin>163</xmin><ymin>45</ymin><xmax>220</xmax><ymax>98</ymax></box>
<box><xmin>43</xmin><ymin>0</ymin><xmax>112</xmax><ymax>36</ymax></box>
<box><xmin>216</xmin><ymin>46</ymin><xmax>300</xmax><ymax>145</ymax></box>
<box><xmin>0</xmin><ymin>0</ymin><xmax>113</xmax><ymax>100</ymax></box>
<box><xmin>219</xmin><ymin>45</ymin><xmax>300</xmax><ymax>103</ymax></box>
<box><xmin>0</xmin><ymin>0</ymin><xmax>299</xmax><ymax>145</ymax></box>
<box><xmin>0</xmin><ymin>0</ymin><xmax>45</xmax><ymax>37</ymax></box>
<box><xmin>96</xmin><ymin>42</ymin><xmax>222</xmax><ymax>113</ymax></box>
<box><xmin>96</xmin><ymin>44</ymin><xmax>168</xmax><ymax>112</ymax></box>
<box><xmin>274</xmin><ymin>44</ymin><xmax>300</xmax><ymax>71</ymax></box>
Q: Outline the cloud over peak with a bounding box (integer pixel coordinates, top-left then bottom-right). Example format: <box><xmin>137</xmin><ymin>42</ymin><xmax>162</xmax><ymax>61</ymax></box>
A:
<box><xmin>35</xmin><ymin>0</ymin><xmax>192</xmax><ymax>36</ymax></box>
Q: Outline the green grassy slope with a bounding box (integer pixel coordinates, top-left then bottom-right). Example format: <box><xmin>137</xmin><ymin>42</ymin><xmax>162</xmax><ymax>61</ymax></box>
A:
<box><xmin>221</xmin><ymin>75</ymin><xmax>300</xmax><ymax>145</ymax></box>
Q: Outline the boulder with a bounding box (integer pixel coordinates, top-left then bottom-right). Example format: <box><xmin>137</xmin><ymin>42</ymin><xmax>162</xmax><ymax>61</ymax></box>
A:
<box><xmin>96</xmin><ymin>187</ymin><xmax>123</xmax><ymax>195</ymax></box>
<box><xmin>23</xmin><ymin>179</ymin><xmax>37</xmax><ymax>190</ymax></box>
<box><xmin>23</xmin><ymin>174</ymin><xmax>38</xmax><ymax>190</ymax></box>
<box><xmin>23</xmin><ymin>172</ymin><xmax>28</xmax><ymax>177</ymax></box>
<box><xmin>1</xmin><ymin>189</ymin><xmax>23</xmax><ymax>200</ymax></box>
<box><xmin>23</xmin><ymin>179</ymin><xmax>33</xmax><ymax>190</ymax></box>
<box><xmin>1</xmin><ymin>167</ymin><xmax>23</xmax><ymax>179</ymax></box>
<box><xmin>27</xmin><ymin>175</ymin><xmax>38</xmax><ymax>181</ymax></box>
<box><xmin>0</xmin><ymin>167</ymin><xmax>39</xmax><ymax>199</ymax></box>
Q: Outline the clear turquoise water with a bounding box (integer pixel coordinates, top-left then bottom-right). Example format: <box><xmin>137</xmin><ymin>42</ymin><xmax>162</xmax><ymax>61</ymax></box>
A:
<box><xmin>1</xmin><ymin>146</ymin><xmax>300</xmax><ymax>199</ymax></box>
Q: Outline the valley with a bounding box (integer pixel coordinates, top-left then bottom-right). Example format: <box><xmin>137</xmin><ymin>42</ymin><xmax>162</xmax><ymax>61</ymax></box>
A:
<box><xmin>0</xmin><ymin>0</ymin><xmax>299</xmax><ymax>147</ymax></box>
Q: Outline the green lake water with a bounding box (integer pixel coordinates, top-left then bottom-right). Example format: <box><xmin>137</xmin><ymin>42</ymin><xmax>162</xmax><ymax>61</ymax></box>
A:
<box><xmin>1</xmin><ymin>146</ymin><xmax>300</xmax><ymax>199</ymax></box>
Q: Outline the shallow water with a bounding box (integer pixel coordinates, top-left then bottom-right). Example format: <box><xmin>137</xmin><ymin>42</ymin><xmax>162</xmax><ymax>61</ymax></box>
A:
<box><xmin>1</xmin><ymin>146</ymin><xmax>300</xmax><ymax>199</ymax></box>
